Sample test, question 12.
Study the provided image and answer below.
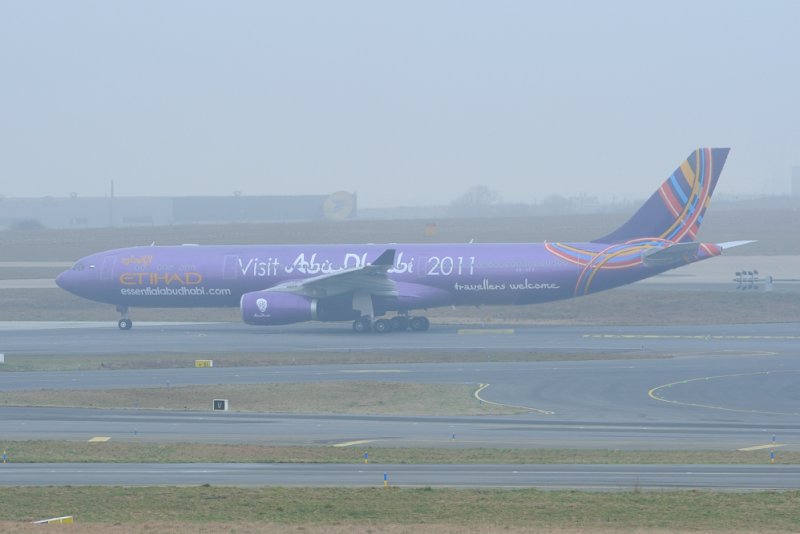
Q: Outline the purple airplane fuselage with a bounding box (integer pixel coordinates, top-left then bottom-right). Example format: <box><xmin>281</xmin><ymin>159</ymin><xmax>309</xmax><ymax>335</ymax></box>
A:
<box><xmin>55</xmin><ymin>148</ymin><xmax>738</xmax><ymax>331</ymax></box>
<box><xmin>56</xmin><ymin>241</ymin><xmax>719</xmax><ymax>308</ymax></box>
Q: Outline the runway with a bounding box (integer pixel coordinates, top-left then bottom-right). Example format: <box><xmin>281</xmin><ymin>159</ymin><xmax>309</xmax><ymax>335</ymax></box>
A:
<box><xmin>3</xmin><ymin>320</ymin><xmax>800</xmax><ymax>355</ymax></box>
<box><xmin>1</xmin><ymin>321</ymin><xmax>799</xmax><ymax>451</ymax></box>
<box><xmin>2</xmin><ymin>405</ymin><xmax>797</xmax><ymax>451</ymax></box>
<box><xmin>1</xmin><ymin>320</ymin><xmax>799</xmax><ymax>489</ymax></box>
<box><xmin>2</xmin><ymin>463</ymin><xmax>797</xmax><ymax>490</ymax></box>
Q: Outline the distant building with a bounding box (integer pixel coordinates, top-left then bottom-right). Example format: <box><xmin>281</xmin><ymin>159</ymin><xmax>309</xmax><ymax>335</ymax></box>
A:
<box><xmin>792</xmin><ymin>167</ymin><xmax>800</xmax><ymax>196</ymax></box>
<box><xmin>0</xmin><ymin>192</ymin><xmax>356</xmax><ymax>230</ymax></box>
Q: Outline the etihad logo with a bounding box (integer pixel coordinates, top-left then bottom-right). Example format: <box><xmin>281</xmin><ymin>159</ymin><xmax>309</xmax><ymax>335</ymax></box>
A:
<box><xmin>119</xmin><ymin>272</ymin><xmax>203</xmax><ymax>286</ymax></box>
<box><xmin>120</xmin><ymin>255</ymin><xmax>154</xmax><ymax>266</ymax></box>
<box><xmin>256</xmin><ymin>298</ymin><xmax>268</xmax><ymax>313</ymax></box>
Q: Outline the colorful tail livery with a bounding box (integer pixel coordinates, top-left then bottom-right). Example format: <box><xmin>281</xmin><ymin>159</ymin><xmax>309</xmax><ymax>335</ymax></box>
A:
<box><xmin>593</xmin><ymin>148</ymin><xmax>729</xmax><ymax>244</ymax></box>
<box><xmin>56</xmin><ymin>148</ymin><xmax>746</xmax><ymax>332</ymax></box>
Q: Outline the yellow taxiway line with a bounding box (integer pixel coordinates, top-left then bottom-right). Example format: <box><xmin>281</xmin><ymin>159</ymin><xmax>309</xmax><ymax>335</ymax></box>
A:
<box><xmin>648</xmin><ymin>370</ymin><xmax>800</xmax><ymax>416</ymax></box>
<box><xmin>474</xmin><ymin>383</ymin><xmax>554</xmax><ymax>415</ymax></box>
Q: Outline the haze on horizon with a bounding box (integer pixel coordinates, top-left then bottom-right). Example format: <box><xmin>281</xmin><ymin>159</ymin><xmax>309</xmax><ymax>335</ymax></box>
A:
<box><xmin>1</xmin><ymin>1</ymin><xmax>798</xmax><ymax>208</ymax></box>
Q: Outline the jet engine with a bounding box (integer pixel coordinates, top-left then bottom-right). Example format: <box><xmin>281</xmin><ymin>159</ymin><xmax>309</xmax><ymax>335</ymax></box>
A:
<box><xmin>240</xmin><ymin>291</ymin><xmax>316</xmax><ymax>326</ymax></box>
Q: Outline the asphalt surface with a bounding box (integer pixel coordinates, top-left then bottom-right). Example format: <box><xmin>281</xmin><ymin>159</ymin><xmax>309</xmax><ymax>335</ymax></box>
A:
<box><xmin>3</xmin><ymin>320</ymin><xmax>800</xmax><ymax>355</ymax></box>
<box><xmin>1</xmin><ymin>321</ymin><xmax>799</xmax><ymax>449</ymax></box>
<box><xmin>2</xmin><ymin>463</ymin><xmax>798</xmax><ymax>490</ymax></box>
<box><xmin>2</xmin><ymin>405</ymin><xmax>797</xmax><ymax>451</ymax></box>
<box><xmin>1</xmin><ymin>320</ymin><xmax>799</xmax><ymax>489</ymax></box>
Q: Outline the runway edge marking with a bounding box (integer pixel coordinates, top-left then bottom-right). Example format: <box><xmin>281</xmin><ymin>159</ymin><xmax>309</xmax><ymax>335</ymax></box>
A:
<box><xmin>458</xmin><ymin>328</ymin><xmax>515</xmax><ymax>335</ymax></box>
<box><xmin>738</xmin><ymin>443</ymin><xmax>785</xmax><ymax>452</ymax></box>
<box><xmin>332</xmin><ymin>439</ymin><xmax>377</xmax><ymax>448</ymax></box>
<box><xmin>584</xmin><ymin>333</ymin><xmax>800</xmax><ymax>340</ymax></box>
<box><xmin>474</xmin><ymin>383</ymin><xmax>554</xmax><ymax>415</ymax></box>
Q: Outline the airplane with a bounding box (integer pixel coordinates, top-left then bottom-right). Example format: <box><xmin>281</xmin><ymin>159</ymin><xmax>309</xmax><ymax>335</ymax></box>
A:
<box><xmin>56</xmin><ymin>148</ymin><xmax>748</xmax><ymax>333</ymax></box>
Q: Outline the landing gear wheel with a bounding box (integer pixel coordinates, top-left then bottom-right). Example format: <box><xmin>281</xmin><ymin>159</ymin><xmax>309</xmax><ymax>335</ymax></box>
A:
<box><xmin>390</xmin><ymin>316</ymin><xmax>409</xmax><ymax>332</ymax></box>
<box><xmin>118</xmin><ymin>318</ymin><xmax>133</xmax><ymax>330</ymax></box>
<box><xmin>409</xmin><ymin>316</ymin><xmax>430</xmax><ymax>332</ymax></box>
<box><xmin>352</xmin><ymin>317</ymin><xmax>372</xmax><ymax>333</ymax></box>
<box><xmin>373</xmin><ymin>318</ymin><xmax>392</xmax><ymax>333</ymax></box>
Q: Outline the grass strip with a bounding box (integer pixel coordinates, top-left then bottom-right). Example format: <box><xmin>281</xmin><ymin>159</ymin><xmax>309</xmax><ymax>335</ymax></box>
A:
<box><xmin>0</xmin><ymin>348</ymin><xmax>661</xmax><ymax>372</ymax></box>
<box><xmin>0</xmin><ymin>382</ymin><xmax>519</xmax><ymax>415</ymax></box>
<box><xmin>0</xmin><ymin>441</ymin><xmax>796</xmax><ymax>465</ymax></box>
<box><xmin>1</xmin><ymin>487</ymin><xmax>799</xmax><ymax>531</ymax></box>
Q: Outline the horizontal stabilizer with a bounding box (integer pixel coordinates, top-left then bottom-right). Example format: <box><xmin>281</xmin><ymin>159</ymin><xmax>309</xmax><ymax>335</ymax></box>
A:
<box><xmin>642</xmin><ymin>242</ymin><xmax>703</xmax><ymax>267</ymax></box>
<box><xmin>716</xmin><ymin>240</ymin><xmax>756</xmax><ymax>250</ymax></box>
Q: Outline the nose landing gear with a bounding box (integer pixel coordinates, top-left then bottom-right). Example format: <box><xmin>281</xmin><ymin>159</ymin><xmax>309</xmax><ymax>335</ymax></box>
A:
<box><xmin>117</xmin><ymin>305</ymin><xmax>133</xmax><ymax>330</ymax></box>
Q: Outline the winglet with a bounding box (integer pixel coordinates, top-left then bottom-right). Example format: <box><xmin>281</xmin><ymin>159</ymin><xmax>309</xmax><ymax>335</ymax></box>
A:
<box><xmin>371</xmin><ymin>249</ymin><xmax>396</xmax><ymax>266</ymax></box>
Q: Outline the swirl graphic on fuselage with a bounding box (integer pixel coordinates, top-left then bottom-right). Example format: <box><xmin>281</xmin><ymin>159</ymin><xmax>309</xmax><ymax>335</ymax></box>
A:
<box><xmin>546</xmin><ymin>238</ymin><xmax>674</xmax><ymax>296</ymax></box>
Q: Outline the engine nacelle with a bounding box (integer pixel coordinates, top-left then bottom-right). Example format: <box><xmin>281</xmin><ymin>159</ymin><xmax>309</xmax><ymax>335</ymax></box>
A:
<box><xmin>240</xmin><ymin>291</ymin><xmax>317</xmax><ymax>326</ymax></box>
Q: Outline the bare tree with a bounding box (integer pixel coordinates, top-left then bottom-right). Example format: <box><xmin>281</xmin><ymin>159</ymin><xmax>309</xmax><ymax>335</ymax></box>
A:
<box><xmin>449</xmin><ymin>185</ymin><xmax>500</xmax><ymax>216</ymax></box>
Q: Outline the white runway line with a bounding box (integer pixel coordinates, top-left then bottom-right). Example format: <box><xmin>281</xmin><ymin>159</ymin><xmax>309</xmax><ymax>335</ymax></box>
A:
<box><xmin>0</xmin><ymin>279</ymin><xmax>58</xmax><ymax>289</ymax></box>
<box><xmin>0</xmin><ymin>321</ymin><xmax>224</xmax><ymax>331</ymax></box>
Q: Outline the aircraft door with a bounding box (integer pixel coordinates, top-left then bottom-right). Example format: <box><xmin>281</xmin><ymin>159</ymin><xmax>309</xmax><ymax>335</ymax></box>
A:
<box><xmin>415</xmin><ymin>256</ymin><xmax>428</xmax><ymax>279</ymax></box>
<box><xmin>223</xmin><ymin>255</ymin><xmax>239</xmax><ymax>280</ymax></box>
<box><xmin>100</xmin><ymin>256</ymin><xmax>116</xmax><ymax>281</ymax></box>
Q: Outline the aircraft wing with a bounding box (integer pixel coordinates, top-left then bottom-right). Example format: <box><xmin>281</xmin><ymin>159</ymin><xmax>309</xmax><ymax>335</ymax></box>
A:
<box><xmin>264</xmin><ymin>249</ymin><xmax>398</xmax><ymax>298</ymax></box>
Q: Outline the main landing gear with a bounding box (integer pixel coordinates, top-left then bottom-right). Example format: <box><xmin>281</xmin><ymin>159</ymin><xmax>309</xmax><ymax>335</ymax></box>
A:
<box><xmin>117</xmin><ymin>305</ymin><xmax>133</xmax><ymax>330</ymax></box>
<box><xmin>350</xmin><ymin>294</ymin><xmax>428</xmax><ymax>333</ymax></box>
<box><xmin>351</xmin><ymin>314</ymin><xmax>430</xmax><ymax>334</ymax></box>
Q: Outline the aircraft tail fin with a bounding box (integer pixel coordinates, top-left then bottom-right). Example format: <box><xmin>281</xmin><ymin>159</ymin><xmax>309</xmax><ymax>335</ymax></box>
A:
<box><xmin>593</xmin><ymin>148</ymin><xmax>730</xmax><ymax>244</ymax></box>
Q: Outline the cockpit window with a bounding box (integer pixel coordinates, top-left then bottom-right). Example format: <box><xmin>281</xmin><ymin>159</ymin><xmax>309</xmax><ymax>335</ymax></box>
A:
<box><xmin>72</xmin><ymin>263</ymin><xmax>85</xmax><ymax>271</ymax></box>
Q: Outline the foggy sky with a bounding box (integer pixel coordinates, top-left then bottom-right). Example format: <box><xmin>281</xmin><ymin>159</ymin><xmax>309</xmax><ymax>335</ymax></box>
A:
<box><xmin>1</xmin><ymin>1</ymin><xmax>798</xmax><ymax>208</ymax></box>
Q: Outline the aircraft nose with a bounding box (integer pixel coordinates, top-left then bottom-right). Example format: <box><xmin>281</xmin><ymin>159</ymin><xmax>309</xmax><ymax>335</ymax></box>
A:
<box><xmin>55</xmin><ymin>270</ymin><xmax>72</xmax><ymax>291</ymax></box>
